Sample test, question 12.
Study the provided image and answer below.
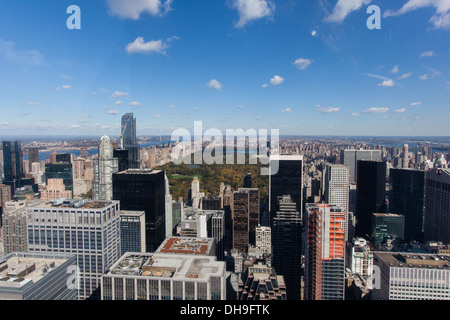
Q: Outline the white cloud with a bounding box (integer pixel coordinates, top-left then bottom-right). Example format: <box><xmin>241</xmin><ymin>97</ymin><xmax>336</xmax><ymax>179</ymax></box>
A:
<box><xmin>115</xmin><ymin>101</ymin><xmax>123</xmax><ymax>106</ymax></box>
<box><xmin>293</xmin><ymin>58</ymin><xmax>313</xmax><ymax>70</ymax></box>
<box><xmin>397</xmin><ymin>72</ymin><xmax>412</xmax><ymax>80</ymax></box>
<box><xmin>420</xmin><ymin>50</ymin><xmax>435</xmax><ymax>57</ymax></box>
<box><xmin>350</xmin><ymin>112</ymin><xmax>360</xmax><ymax>116</ymax></box>
<box><xmin>129</xmin><ymin>101</ymin><xmax>143</xmax><ymax>107</ymax></box>
<box><xmin>384</xmin><ymin>1</ymin><xmax>450</xmax><ymax>30</ymax></box>
<box><xmin>410</xmin><ymin>102</ymin><xmax>422</xmax><ymax>106</ymax></box>
<box><xmin>193</xmin><ymin>107</ymin><xmax>199</xmax><ymax>111</ymax></box>
<box><xmin>153</xmin><ymin>114</ymin><xmax>162</xmax><ymax>118</ymax></box>
<box><xmin>391</xmin><ymin>65</ymin><xmax>399</xmax><ymax>74</ymax></box>
<box><xmin>237</xmin><ymin>105</ymin><xmax>244</xmax><ymax>109</ymax></box>
<box><xmin>71</xmin><ymin>124</ymin><xmax>80</xmax><ymax>128</ymax></box>
<box><xmin>106</xmin><ymin>0</ymin><xmax>173</xmax><ymax>20</ymax></box>
<box><xmin>107</xmin><ymin>110</ymin><xmax>119</xmax><ymax>115</ymax></box>
<box><xmin>325</xmin><ymin>0</ymin><xmax>372</xmax><ymax>23</ymax></box>
<box><xmin>363</xmin><ymin>107</ymin><xmax>389</xmax><ymax>113</ymax></box>
<box><xmin>27</xmin><ymin>102</ymin><xmax>42</xmax><ymax>107</ymax></box>
<box><xmin>261</xmin><ymin>83</ymin><xmax>268</xmax><ymax>88</ymax></box>
<box><xmin>311</xmin><ymin>30</ymin><xmax>317</xmax><ymax>36</ymax></box>
<box><xmin>169</xmin><ymin>105</ymin><xmax>175</xmax><ymax>109</ymax></box>
<box><xmin>282</xmin><ymin>108</ymin><xmax>293</xmax><ymax>113</ymax></box>
<box><xmin>0</xmin><ymin>39</ymin><xmax>47</xmax><ymax>67</ymax></box>
<box><xmin>420</xmin><ymin>68</ymin><xmax>441</xmax><ymax>80</ymax></box>
<box><xmin>21</xmin><ymin>112</ymin><xmax>31</xmax><ymax>116</ymax></box>
<box><xmin>59</xmin><ymin>74</ymin><xmax>72</xmax><ymax>80</ymax></box>
<box><xmin>207</xmin><ymin>79</ymin><xmax>222</xmax><ymax>90</ymax></box>
<box><xmin>394</xmin><ymin>108</ymin><xmax>407</xmax><ymax>113</ymax></box>
<box><xmin>256</xmin><ymin>116</ymin><xmax>263</xmax><ymax>120</ymax></box>
<box><xmin>231</xmin><ymin>0</ymin><xmax>275</xmax><ymax>28</ymax></box>
<box><xmin>316</xmin><ymin>105</ymin><xmax>340</xmax><ymax>113</ymax></box>
<box><xmin>110</xmin><ymin>91</ymin><xmax>129</xmax><ymax>98</ymax></box>
<box><xmin>57</xmin><ymin>85</ymin><xmax>71</xmax><ymax>90</ymax></box>
<box><xmin>378</xmin><ymin>79</ymin><xmax>395</xmax><ymax>87</ymax></box>
<box><xmin>270</xmin><ymin>75</ymin><xmax>284</xmax><ymax>86</ymax></box>
<box><xmin>126</xmin><ymin>37</ymin><xmax>173</xmax><ymax>55</ymax></box>
<box><xmin>90</xmin><ymin>92</ymin><xmax>97</xmax><ymax>95</ymax></box>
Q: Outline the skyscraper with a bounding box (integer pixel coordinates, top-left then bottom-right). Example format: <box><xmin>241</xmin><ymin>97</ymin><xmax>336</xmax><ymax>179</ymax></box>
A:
<box><xmin>45</xmin><ymin>163</ymin><xmax>73</xmax><ymax>195</ymax></box>
<box><xmin>272</xmin><ymin>195</ymin><xmax>302</xmax><ymax>300</ymax></box>
<box><xmin>232</xmin><ymin>188</ymin><xmax>260</xmax><ymax>252</ymax></box>
<box><xmin>324</xmin><ymin>164</ymin><xmax>350</xmax><ymax>241</ymax></box>
<box><xmin>371</xmin><ymin>213</ymin><xmax>405</xmax><ymax>246</ymax></box>
<box><xmin>1</xmin><ymin>141</ymin><xmax>24</xmax><ymax>195</ymax></box>
<box><xmin>27</xmin><ymin>199</ymin><xmax>121</xmax><ymax>300</ymax></box>
<box><xmin>340</xmin><ymin>149</ymin><xmax>381</xmax><ymax>184</ymax></box>
<box><xmin>355</xmin><ymin>160</ymin><xmax>387</xmax><ymax>238</ymax></box>
<box><xmin>92</xmin><ymin>136</ymin><xmax>119</xmax><ymax>201</ymax></box>
<box><xmin>304</xmin><ymin>203</ymin><xmax>346</xmax><ymax>300</ymax></box>
<box><xmin>424</xmin><ymin>169</ymin><xmax>450</xmax><ymax>244</ymax></box>
<box><xmin>27</xmin><ymin>147</ymin><xmax>39</xmax><ymax>172</ymax></box>
<box><xmin>120</xmin><ymin>210</ymin><xmax>146</xmax><ymax>256</ymax></box>
<box><xmin>389</xmin><ymin>168</ymin><xmax>425</xmax><ymax>242</ymax></box>
<box><xmin>113</xmin><ymin>169</ymin><xmax>166</xmax><ymax>253</ymax></box>
<box><xmin>121</xmin><ymin>113</ymin><xmax>140</xmax><ymax>169</ymax></box>
<box><xmin>269</xmin><ymin>155</ymin><xmax>303</xmax><ymax>224</ymax></box>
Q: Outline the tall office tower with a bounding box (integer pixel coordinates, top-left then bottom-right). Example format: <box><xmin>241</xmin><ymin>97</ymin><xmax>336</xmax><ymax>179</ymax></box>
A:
<box><xmin>238</xmin><ymin>261</ymin><xmax>287</xmax><ymax>300</ymax></box>
<box><xmin>210</xmin><ymin>211</ymin><xmax>225</xmax><ymax>261</ymax></box>
<box><xmin>120</xmin><ymin>210</ymin><xmax>146</xmax><ymax>256</ymax></box>
<box><xmin>269</xmin><ymin>155</ymin><xmax>303</xmax><ymax>224</ymax></box>
<box><xmin>0</xmin><ymin>252</ymin><xmax>78</xmax><ymax>300</ymax></box>
<box><xmin>355</xmin><ymin>160</ymin><xmax>387</xmax><ymax>238</ymax></box>
<box><xmin>255</xmin><ymin>225</ymin><xmax>271</xmax><ymax>258</ymax></box>
<box><xmin>0</xmin><ymin>184</ymin><xmax>11</xmax><ymax>223</ymax></box>
<box><xmin>1</xmin><ymin>141</ymin><xmax>24</xmax><ymax>195</ymax></box>
<box><xmin>72</xmin><ymin>157</ymin><xmax>86</xmax><ymax>180</ymax></box>
<box><xmin>424</xmin><ymin>169</ymin><xmax>450</xmax><ymax>244</ymax></box>
<box><xmin>232</xmin><ymin>188</ymin><xmax>260</xmax><ymax>252</ymax></box>
<box><xmin>92</xmin><ymin>136</ymin><xmax>119</xmax><ymax>201</ymax></box>
<box><xmin>191</xmin><ymin>176</ymin><xmax>204</xmax><ymax>210</ymax></box>
<box><xmin>45</xmin><ymin>163</ymin><xmax>73</xmax><ymax>194</ymax></box>
<box><xmin>340</xmin><ymin>149</ymin><xmax>381</xmax><ymax>184</ymax></box>
<box><xmin>101</xmin><ymin>252</ymin><xmax>226</xmax><ymax>300</ymax></box>
<box><xmin>172</xmin><ymin>201</ymin><xmax>183</xmax><ymax>235</ymax></box>
<box><xmin>350</xmin><ymin>238</ymin><xmax>374</xmax><ymax>281</ymax></box>
<box><xmin>373</xmin><ymin>252</ymin><xmax>450</xmax><ymax>300</ymax></box>
<box><xmin>56</xmin><ymin>153</ymin><xmax>71</xmax><ymax>164</ymax></box>
<box><xmin>371</xmin><ymin>213</ymin><xmax>405</xmax><ymax>246</ymax></box>
<box><xmin>113</xmin><ymin>169</ymin><xmax>166</xmax><ymax>253</ymax></box>
<box><xmin>113</xmin><ymin>148</ymin><xmax>129</xmax><ymax>172</ymax></box>
<box><xmin>80</xmin><ymin>147</ymin><xmax>89</xmax><ymax>159</ymax></box>
<box><xmin>243</xmin><ymin>173</ymin><xmax>252</xmax><ymax>188</ymax></box>
<box><xmin>1</xmin><ymin>201</ymin><xmax>28</xmax><ymax>254</ymax></box>
<box><xmin>49</xmin><ymin>151</ymin><xmax>57</xmax><ymax>164</ymax></box>
<box><xmin>389</xmin><ymin>168</ymin><xmax>425</xmax><ymax>242</ymax></box>
<box><xmin>40</xmin><ymin>178</ymin><xmax>72</xmax><ymax>201</ymax></box>
<box><xmin>304</xmin><ymin>204</ymin><xmax>346</xmax><ymax>300</ymax></box>
<box><xmin>27</xmin><ymin>147</ymin><xmax>39</xmax><ymax>172</ymax></box>
<box><xmin>272</xmin><ymin>195</ymin><xmax>302</xmax><ymax>300</ymax></box>
<box><xmin>164</xmin><ymin>173</ymin><xmax>174</xmax><ymax>238</ymax></box>
<box><xmin>27</xmin><ymin>199</ymin><xmax>121</xmax><ymax>300</ymax></box>
<box><xmin>402</xmin><ymin>144</ymin><xmax>409</xmax><ymax>169</ymax></box>
<box><xmin>121</xmin><ymin>113</ymin><xmax>140</xmax><ymax>169</ymax></box>
<box><xmin>324</xmin><ymin>164</ymin><xmax>350</xmax><ymax>241</ymax></box>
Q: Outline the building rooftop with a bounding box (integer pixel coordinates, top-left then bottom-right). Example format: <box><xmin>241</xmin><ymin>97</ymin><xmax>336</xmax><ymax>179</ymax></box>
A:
<box><xmin>375</xmin><ymin>252</ymin><xmax>450</xmax><ymax>270</ymax></box>
<box><xmin>156</xmin><ymin>237</ymin><xmax>215</xmax><ymax>256</ymax></box>
<box><xmin>27</xmin><ymin>199</ymin><xmax>117</xmax><ymax>210</ymax></box>
<box><xmin>120</xmin><ymin>210</ymin><xmax>145</xmax><ymax>217</ymax></box>
<box><xmin>107</xmin><ymin>252</ymin><xmax>224</xmax><ymax>281</ymax></box>
<box><xmin>115</xmin><ymin>169</ymin><xmax>162</xmax><ymax>175</ymax></box>
<box><xmin>0</xmin><ymin>253</ymin><xmax>72</xmax><ymax>289</ymax></box>
<box><xmin>372</xmin><ymin>213</ymin><xmax>404</xmax><ymax>218</ymax></box>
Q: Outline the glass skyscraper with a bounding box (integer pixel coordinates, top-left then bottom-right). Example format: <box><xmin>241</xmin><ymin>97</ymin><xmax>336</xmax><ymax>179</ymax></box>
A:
<box><xmin>1</xmin><ymin>141</ymin><xmax>24</xmax><ymax>195</ymax></box>
<box><xmin>121</xmin><ymin>113</ymin><xmax>140</xmax><ymax>169</ymax></box>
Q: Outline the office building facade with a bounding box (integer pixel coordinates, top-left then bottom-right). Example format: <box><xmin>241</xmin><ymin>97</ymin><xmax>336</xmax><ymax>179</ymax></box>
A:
<box><xmin>92</xmin><ymin>136</ymin><xmax>119</xmax><ymax>201</ymax></box>
<box><xmin>121</xmin><ymin>113</ymin><xmax>140</xmax><ymax>169</ymax></box>
<box><xmin>340</xmin><ymin>149</ymin><xmax>381</xmax><ymax>184</ymax></box>
<box><xmin>120</xmin><ymin>210</ymin><xmax>146</xmax><ymax>256</ymax></box>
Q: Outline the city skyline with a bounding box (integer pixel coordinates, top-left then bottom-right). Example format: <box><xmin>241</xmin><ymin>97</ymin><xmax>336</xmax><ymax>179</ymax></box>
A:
<box><xmin>0</xmin><ymin>0</ymin><xmax>449</xmax><ymax>137</ymax></box>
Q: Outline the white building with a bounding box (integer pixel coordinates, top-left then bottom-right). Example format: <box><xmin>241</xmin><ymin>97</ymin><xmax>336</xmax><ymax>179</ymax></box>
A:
<box><xmin>92</xmin><ymin>136</ymin><xmax>118</xmax><ymax>201</ymax></box>
<box><xmin>350</xmin><ymin>238</ymin><xmax>374</xmax><ymax>281</ymax></box>
<box><xmin>373</xmin><ymin>252</ymin><xmax>450</xmax><ymax>300</ymax></box>
<box><xmin>26</xmin><ymin>199</ymin><xmax>121</xmax><ymax>300</ymax></box>
<box><xmin>255</xmin><ymin>225</ymin><xmax>271</xmax><ymax>258</ymax></box>
<box><xmin>101</xmin><ymin>252</ymin><xmax>226</xmax><ymax>300</ymax></box>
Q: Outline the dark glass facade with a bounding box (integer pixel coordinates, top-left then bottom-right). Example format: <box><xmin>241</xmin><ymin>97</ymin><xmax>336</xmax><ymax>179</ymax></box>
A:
<box><xmin>113</xmin><ymin>149</ymin><xmax>129</xmax><ymax>172</ymax></box>
<box><xmin>389</xmin><ymin>168</ymin><xmax>425</xmax><ymax>242</ymax></box>
<box><xmin>113</xmin><ymin>170</ymin><xmax>165</xmax><ymax>252</ymax></box>
<box><xmin>1</xmin><ymin>141</ymin><xmax>24</xmax><ymax>195</ymax></box>
<box><xmin>45</xmin><ymin>163</ymin><xmax>73</xmax><ymax>192</ymax></box>
<box><xmin>372</xmin><ymin>213</ymin><xmax>405</xmax><ymax>246</ymax></box>
<box><xmin>355</xmin><ymin>160</ymin><xmax>386</xmax><ymax>238</ymax></box>
<box><xmin>121</xmin><ymin>113</ymin><xmax>140</xmax><ymax>169</ymax></box>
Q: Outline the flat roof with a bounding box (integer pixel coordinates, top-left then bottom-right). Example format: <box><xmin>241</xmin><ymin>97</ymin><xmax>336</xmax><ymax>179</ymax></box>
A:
<box><xmin>27</xmin><ymin>199</ymin><xmax>117</xmax><ymax>210</ymax></box>
<box><xmin>375</xmin><ymin>252</ymin><xmax>450</xmax><ymax>270</ymax></box>
<box><xmin>107</xmin><ymin>252</ymin><xmax>224</xmax><ymax>282</ymax></box>
<box><xmin>156</xmin><ymin>237</ymin><xmax>214</xmax><ymax>256</ymax></box>
<box><xmin>115</xmin><ymin>169</ymin><xmax>162</xmax><ymax>175</ymax></box>
<box><xmin>120</xmin><ymin>210</ymin><xmax>145</xmax><ymax>217</ymax></box>
<box><xmin>0</xmin><ymin>254</ymin><xmax>70</xmax><ymax>288</ymax></box>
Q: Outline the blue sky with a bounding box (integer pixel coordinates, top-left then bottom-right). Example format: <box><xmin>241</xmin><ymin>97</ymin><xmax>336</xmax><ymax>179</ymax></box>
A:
<box><xmin>0</xmin><ymin>0</ymin><xmax>449</xmax><ymax>137</ymax></box>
